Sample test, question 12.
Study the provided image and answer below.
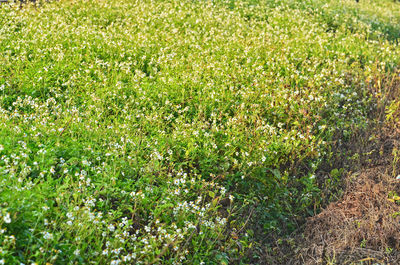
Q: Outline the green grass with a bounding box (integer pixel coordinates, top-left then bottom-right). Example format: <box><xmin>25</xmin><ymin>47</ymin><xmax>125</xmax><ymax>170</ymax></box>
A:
<box><xmin>0</xmin><ymin>0</ymin><xmax>399</xmax><ymax>264</ymax></box>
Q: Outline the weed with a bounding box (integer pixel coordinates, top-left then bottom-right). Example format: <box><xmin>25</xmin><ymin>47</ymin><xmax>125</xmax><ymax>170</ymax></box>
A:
<box><xmin>0</xmin><ymin>0</ymin><xmax>400</xmax><ymax>264</ymax></box>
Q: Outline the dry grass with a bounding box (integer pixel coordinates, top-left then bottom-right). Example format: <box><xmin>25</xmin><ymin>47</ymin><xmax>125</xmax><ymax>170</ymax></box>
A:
<box><xmin>257</xmin><ymin>72</ymin><xmax>400</xmax><ymax>265</ymax></box>
<box><xmin>295</xmin><ymin>76</ymin><xmax>400</xmax><ymax>264</ymax></box>
<box><xmin>301</xmin><ymin>165</ymin><xmax>400</xmax><ymax>264</ymax></box>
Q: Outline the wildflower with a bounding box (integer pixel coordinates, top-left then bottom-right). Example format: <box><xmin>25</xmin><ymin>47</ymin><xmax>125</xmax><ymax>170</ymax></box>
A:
<box><xmin>108</xmin><ymin>224</ymin><xmax>115</xmax><ymax>232</ymax></box>
<box><xmin>3</xmin><ymin>213</ymin><xmax>11</xmax><ymax>223</ymax></box>
<box><xmin>42</xmin><ymin>232</ymin><xmax>53</xmax><ymax>240</ymax></box>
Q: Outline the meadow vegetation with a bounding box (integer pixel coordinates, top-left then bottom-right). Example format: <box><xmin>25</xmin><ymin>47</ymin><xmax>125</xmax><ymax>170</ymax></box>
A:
<box><xmin>0</xmin><ymin>0</ymin><xmax>400</xmax><ymax>264</ymax></box>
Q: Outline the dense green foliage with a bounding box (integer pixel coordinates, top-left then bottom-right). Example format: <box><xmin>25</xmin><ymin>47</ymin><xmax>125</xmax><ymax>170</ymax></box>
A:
<box><xmin>0</xmin><ymin>0</ymin><xmax>399</xmax><ymax>263</ymax></box>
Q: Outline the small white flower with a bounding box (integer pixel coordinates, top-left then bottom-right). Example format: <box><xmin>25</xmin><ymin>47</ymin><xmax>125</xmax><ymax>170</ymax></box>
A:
<box><xmin>3</xmin><ymin>213</ymin><xmax>11</xmax><ymax>223</ymax></box>
<box><xmin>42</xmin><ymin>232</ymin><xmax>53</xmax><ymax>240</ymax></box>
<box><xmin>110</xmin><ymin>260</ymin><xmax>120</xmax><ymax>265</ymax></box>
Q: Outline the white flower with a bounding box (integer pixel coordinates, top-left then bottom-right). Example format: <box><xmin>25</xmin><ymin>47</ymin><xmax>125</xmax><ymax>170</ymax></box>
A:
<box><xmin>74</xmin><ymin>249</ymin><xmax>80</xmax><ymax>256</ymax></box>
<box><xmin>42</xmin><ymin>232</ymin><xmax>53</xmax><ymax>240</ymax></box>
<box><xmin>3</xmin><ymin>213</ymin><xmax>11</xmax><ymax>223</ymax></box>
<box><xmin>110</xmin><ymin>260</ymin><xmax>120</xmax><ymax>265</ymax></box>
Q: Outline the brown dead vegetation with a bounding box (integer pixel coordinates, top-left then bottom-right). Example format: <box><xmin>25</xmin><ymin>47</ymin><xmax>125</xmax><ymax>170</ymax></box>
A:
<box><xmin>256</xmin><ymin>71</ymin><xmax>400</xmax><ymax>265</ymax></box>
<box><xmin>294</xmin><ymin>73</ymin><xmax>400</xmax><ymax>264</ymax></box>
<box><xmin>300</xmin><ymin>165</ymin><xmax>400</xmax><ymax>264</ymax></box>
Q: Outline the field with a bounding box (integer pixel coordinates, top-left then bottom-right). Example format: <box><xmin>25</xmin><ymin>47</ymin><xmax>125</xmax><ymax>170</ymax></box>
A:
<box><xmin>1</xmin><ymin>0</ymin><xmax>400</xmax><ymax>264</ymax></box>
